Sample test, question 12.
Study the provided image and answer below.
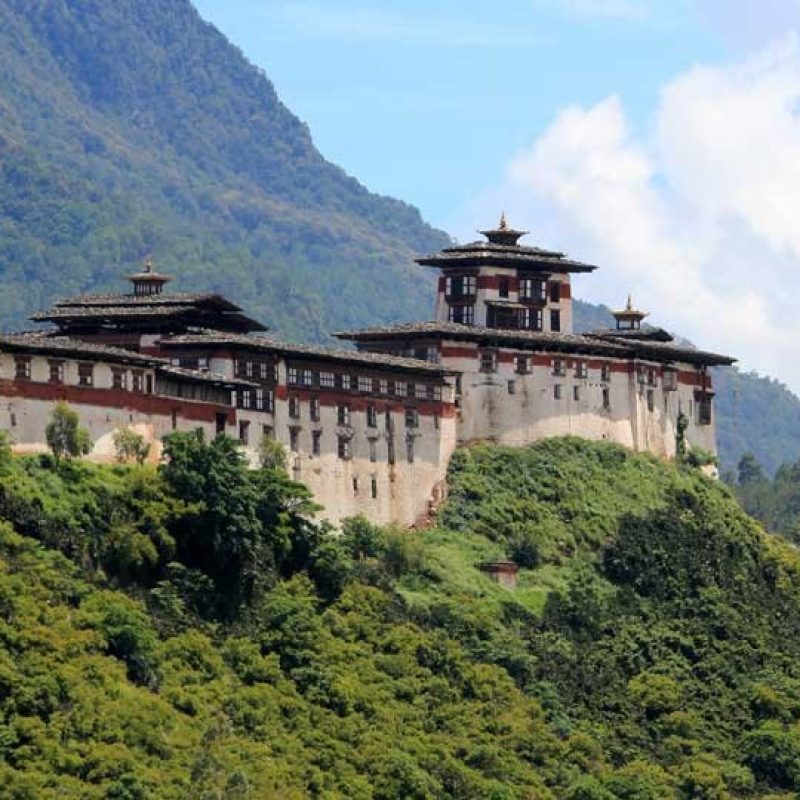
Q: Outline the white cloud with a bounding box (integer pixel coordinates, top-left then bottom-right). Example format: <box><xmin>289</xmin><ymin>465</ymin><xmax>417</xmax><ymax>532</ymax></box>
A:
<box><xmin>474</xmin><ymin>35</ymin><xmax>800</xmax><ymax>392</ymax></box>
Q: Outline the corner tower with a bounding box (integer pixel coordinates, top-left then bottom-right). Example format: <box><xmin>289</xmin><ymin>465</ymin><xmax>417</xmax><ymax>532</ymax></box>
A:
<box><xmin>416</xmin><ymin>214</ymin><xmax>597</xmax><ymax>334</ymax></box>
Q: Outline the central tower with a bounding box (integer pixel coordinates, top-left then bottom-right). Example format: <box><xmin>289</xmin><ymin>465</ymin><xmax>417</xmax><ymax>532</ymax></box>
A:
<box><xmin>415</xmin><ymin>215</ymin><xmax>597</xmax><ymax>335</ymax></box>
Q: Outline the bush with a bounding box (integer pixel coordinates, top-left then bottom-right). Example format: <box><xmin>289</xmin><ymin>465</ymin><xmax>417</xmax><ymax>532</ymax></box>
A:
<box><xmin>45</xmin><ymin>402</ymin><xmax>91</xmax><ymax>461</ymax></box>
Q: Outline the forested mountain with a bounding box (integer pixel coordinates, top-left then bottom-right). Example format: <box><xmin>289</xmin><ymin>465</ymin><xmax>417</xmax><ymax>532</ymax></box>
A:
<box><xmin>3</xmin><ymin>434</ymin><xmax>800</xmax><ymax>797</ymax></box>
<box><xmin>0</xmin><ymin>0</ymin><xmax>447</xmax><ymax>341</ymax></box>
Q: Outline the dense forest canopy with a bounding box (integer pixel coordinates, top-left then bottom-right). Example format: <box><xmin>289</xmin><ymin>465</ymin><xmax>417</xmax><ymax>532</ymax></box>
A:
<box><xmin>2</xmin><ymin>432</ymin><xmax>800</xmax><ymax>797</ymax></box>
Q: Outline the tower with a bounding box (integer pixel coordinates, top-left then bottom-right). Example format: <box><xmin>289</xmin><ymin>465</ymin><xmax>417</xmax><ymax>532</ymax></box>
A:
<box><xmin>415</xmin><ymin>215</ymin><xmax>597</xmax><ymax>335</ymax></box>
<box><xmin>613</xmin><ymin>295</ymin><xmax>648</xmax><ymax>331</ymax></box>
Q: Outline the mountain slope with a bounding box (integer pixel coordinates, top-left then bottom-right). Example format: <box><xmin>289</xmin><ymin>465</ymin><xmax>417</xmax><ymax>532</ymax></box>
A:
<box><xmin>4</xmin><ymin>438</ymin><xmax>800</xmax><ymax>797</ymax></box>
<box><xmin>0</xmin><ymin>0</ymin><xmax>448</xmax><ymax>340</ymax></box>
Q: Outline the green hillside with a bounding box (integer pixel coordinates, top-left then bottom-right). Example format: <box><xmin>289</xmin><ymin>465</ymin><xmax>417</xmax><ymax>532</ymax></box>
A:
<box><xmin>0</xmin><ymin>0</ymin><xmax>447</xmax><ymax>341</ymax></box>
<box><xmin>2</xmin><ymin>433</ymin><xmax>800</xmax><ymax>797</ymax></box>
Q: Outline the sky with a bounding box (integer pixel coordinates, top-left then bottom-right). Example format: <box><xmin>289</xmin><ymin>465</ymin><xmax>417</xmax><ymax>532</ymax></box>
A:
<box><xmin>192</xmin><ymin>0</ymin><xmax>800</xmax><ymax>392</ymax></box>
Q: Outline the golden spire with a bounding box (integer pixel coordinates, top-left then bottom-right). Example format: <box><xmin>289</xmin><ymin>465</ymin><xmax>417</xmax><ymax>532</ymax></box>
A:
<box><xmin>499</xmin><ymin>211</ymin><xmax>508</xmax><ymax>231</ymax></box>
<box><xmin>626</xmin><ymin>293</ymin><xmax>634</xmax><ymax>311</ymax></box>
<box><xmin>143</xmin><ymin>258</ymin><xmax>154</xmax><ymax>274</ymax></box>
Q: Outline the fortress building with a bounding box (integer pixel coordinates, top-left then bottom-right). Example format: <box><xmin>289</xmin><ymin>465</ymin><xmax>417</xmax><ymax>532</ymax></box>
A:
<box><xmin>0</xmin><ymin>218</ymin><xmax>734</xmax><ymax>525</ymax></box>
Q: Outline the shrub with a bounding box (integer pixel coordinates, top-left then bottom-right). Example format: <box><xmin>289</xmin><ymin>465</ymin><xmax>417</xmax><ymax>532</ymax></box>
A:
<box><xmin>113</xmin><ymin>427</ymin><xmax>150</xmax><ymax>464</ymax></box>
<box><xmin>45</xmin><ymin>402</ymin><xmax>91</xmax><ymax>461</ymax></box>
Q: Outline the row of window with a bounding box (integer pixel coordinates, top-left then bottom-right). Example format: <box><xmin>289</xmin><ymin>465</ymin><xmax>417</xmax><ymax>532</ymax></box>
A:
<box><xmin>286</xmin><ymin>366</ymin><xmax>442</xmax><ymax>401</ymax></box>
<box><xmin>289</xmin><ymin>428</ymin><xmax>417</xmax><ymax>464</ymax></box>
<box><xmin>445</xmin><ymin>275</ymin><xmax>562</xmax><ymax>303</ymax></box>
<box><xmin>450</xmin><ymin>305</ymin><xmax>562</xmax><ymax>332</ymax></box>
<box><xmin>14</xmin><ymin>357</ymin><xmax>150</xmax><ymax>392</ymax></box>
<box><xmin>234</xmin><ymin>360</ymin><xmax>277</xmax><ymax>382</ymax></box>
<box><xmin>288</xmin><ymin>397</ymin><xmax>423</xmax><ymax>430</ymax></box>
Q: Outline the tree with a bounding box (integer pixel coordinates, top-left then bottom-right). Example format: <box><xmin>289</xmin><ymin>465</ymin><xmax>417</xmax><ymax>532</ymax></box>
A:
<box><xmin>738</xmin><ymin>452</ymin><xmax>766</xmax><ymax>486</ymax></box>
<box><xmin>259</xmin><ymin>435</ymin><xmax>287</xmax><ymax>470</ymax></box>
<box><xmin>45</xmin><ymin>402</ymin><xmax>91</xmax><ymax>461</ymax></box>
<box><xmin>113</xmin><ymin>427</ymin><xmax>151</xmax><ymax>464</ymax></box>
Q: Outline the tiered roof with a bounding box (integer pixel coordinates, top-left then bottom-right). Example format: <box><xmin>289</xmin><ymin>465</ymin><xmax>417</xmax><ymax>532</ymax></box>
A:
<box><xmin>415</xmin><ymin>215</ymin><xmax>597</xmax><ymax>274</ymax></box>
<box><xmin>160</xmin><ymin>331</ymin><xmax>454</xmax><ymax>378</ymax></box>
<box><xmin>31</xmin><ymin>290</ymin><xmax>266</xmax><ymax>333</ymax></box>
<box><xmin>335</xmin><ymin>321</ymin><xmax>735</xmax><ymax>367</ymax></box>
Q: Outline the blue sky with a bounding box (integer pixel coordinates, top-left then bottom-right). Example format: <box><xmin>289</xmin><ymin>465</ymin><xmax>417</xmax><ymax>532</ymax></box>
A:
<box><xmin>191</xmin><ymin>1</ymin><xmax>800</xmax><ymax>391</ymax></box>
<box><xmin>192</xmin><ymin>0</ymin><xmax>733</xmax><ymax>227</ymax></box>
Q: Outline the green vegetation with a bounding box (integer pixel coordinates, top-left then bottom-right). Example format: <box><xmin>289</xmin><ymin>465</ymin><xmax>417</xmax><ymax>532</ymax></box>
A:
<box><xmin>45</xmin><ymin>402</ymin><xmax>91</xmax><ymax>462</ymax></box>
<box><xmin>0</xmin><ymin>0</ymin><xmax>447</xmax><ymax>342</ymax></box>
<box><xmin>1</xmin><ymin>436</ymin><xmax>800</xmax><ymax>797</ymax></box>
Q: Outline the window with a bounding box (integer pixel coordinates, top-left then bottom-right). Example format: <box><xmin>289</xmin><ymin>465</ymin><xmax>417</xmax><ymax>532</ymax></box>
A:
<box><xmin>287</xmin><ymin>367</ymin><xmax>298</xmax><ymax>385</ymax></box>
<box><xmin>521</xmin><ymin>308</ymin><xmax>543</xmax><ymax>331</ymax></box>
<box><xmin>448</xmin><ymin>304</ymin><xmax>475</xmax><ymax>325</ymax></box>
<box><xmin>479</xmin><ymin>350</ymin><xmax>497</xmax><ymax>373</ymax></box>
<box><xmin>338</xmin><ymin>373</ymin><xmax>354</xmax><ymax>391</ymax></box>
<box><xmin>378</xmin><ymin>378</ymin><xmax>389</xmax><ymax>395</ymax></box>
<box><xmin>385</xmin><ymin>409</ymin><xmax>394</xmax><ymax>432</ymax></box>
<box><xmin>636</xmin><ymin>365</ymin><xmax>646</xmax><ymax>385</ymax></box>
<box><xmin>601</xmin><ymin>363</ymin><xmax>611</xmax><ymax>382</ymax></box>
<box><xmin>406</xmin><ymin>437</ymin><xmax>415</xmax><ymax>463</ymax></box>
<box><xmin>602</xmin><ymin>388</ymin><xmax>611</xmax><ymax>410</ymax></box>
<box><xmin>131</xmin><ymin>371</ymin><xmax>144</xmax><ymax>392</ymax></box>
<box><xmin>290</xmin><ymin>428</ymin><xmax>300</xmax><ymax>452</ymax></box>
<box><xmin>498</xmin><ymin>276</ymin><xmax>510</xmax><ymax>298</ymax></box>
<box><xmin>663</xmin><ymin>369</ymin><xmax>678</xmax><ymax>391</ymax></box>
<box><xmin>367</xmin><ymin>405</ymin><xmax>377</xmax><ymax>428</ymax></box>
<box><xmin>255</xmin><ymin>388</ymin><xmax>265</xmax><ymax>411</ymax></box>
<box><xmin>574</xmin><ymin>385</ymin><xmax>581</xmax><ymax>402</ymax></box>
<box><xmin>647</xmin><ymin>368</ymin><xmax>658</xmax><ymax>387</ymax></box>
<box><xmin>239</xmin><ymin>420</ymin><xmax>250</xmax><ymax>445</ymax></box>
<box><xmin>352</xmin><ymin>477</ymin><xmax>359</xmax><ymax>494</ymax></box>
<box><xmin>405</xmin><ymin>407</ymin><xmax>419</xmax><ymax>428</ymax></box>
<box><xmin>550</xmin><ymin>309</ymin><xmax>561</xmax><ymax>332</ymax></box>
<box><xmin>171</xmin><ymin>410</ymin><xmax>178</xmax><ymax>431</ymax></box>
<box><xmin>445</xmin><ymin>275</ymin><xmax>477</xmax><ymax>297</ymax></box>
<box><xmin>262</xmin><ymin>424</ymin><xmax>273</xmax><ymax>440</ymax></box>
<box><xmin>78</xmin><ymin>363</ymin><xmax>94</xmax><ymax>387</ymax></box>
<box><xmin>320</xmin><ymin>371</ymin><xmax>335</xmax><ymax>388</ymax></box>
<box><xmin>697</xmin><ymin>394</ymin><xmax>713</xmax><ymax>425</ymax></box>
<box><xmin>371</xmin><ymin>477</ymin><xmax>378</xmax><ymax>499</ymax></box>
<box><xmin>515</xmin><ymin>355</ymin><xmax>529</xmax><ymax>374</ymax></box>
<box><xmin>369</xmin><ymin>439</ymin><xmax>377</xmax><ymax>463</ymax></box>
<box><xmin>574</xmin><ymin>361</ymin><xmax>588</xmax><ymax>379</ymax></box>
<box><xmin>407</xmin><ymin>382</ymin><xmax>416</xmax><ymax>399</ymax></box>
<box><xmin>312</xmin><ymin>430</ymin><xmax>322</xmax><ymax>456</ymax></box>
<box><xmin>310</xmin><ymin>396</ymin><xmax>321</xmax><ymax>422</ymax></box>
<box><xmin>14</xmin><ymin>357</ymin><xmax>31</xmax><ymax>380</ymax></box>
<box><xmin>48</xmin><ymin>360</ymin><xmax>64</xmax><ymax>384</ymax></box>
<box><xmin>246</xmin><ymin>361</ymin><xmax>254</xmax><ymax>379</ymax></box>
<box><xmin>549</xmin><ymin>282</ymin><xmax>561</xmax><ymax>302</ymax></box>
<box><xmin>395</xmin><ymin>381</ymin><xmax>407</xmax><ymax>398</ymax></box>
<box><xmin>239</xmin><ymin>389</ymin><xmax>252</xmax><ymax>410</ymax></box>
<box><xmin>552</xmin><ymin>358</ymin><xmax>566</xmax><ymax>377</ymax></box>
<box><xmin>338</xmin><ymin>436</ymin><xmax>352</xmax><ymax>460</ymax></box>
<box><xmin>338</xmin><ymin>403</ymin><xmax>351</xmax><ymax>426</ymax></box>
<box><xmin>520</xmin><ymin>278</ymin><xmax>546</xmax><ymax>301</ymax></box>
<box><xmin>301</xmin><ymin>369</ymin><xmax>313</xmax><ymax>387</ymax></box>
<box><xmin>358</xmin><ymin>375</ymin><xmax>372</xmax><ymax>393</ymax></box>
<box><xmin>265</xmin><ymin>390</ymin><xmax>275</xmax><ymax>413</ymax></box>
<box><xmin>508</xmin><ymin>380</ymin><xmax>516</xmax><ymax>395</ymax></box>
<box><xmin>112</xmin><ymin>369</ymin><xmax>127</xmax><ymax>391</ymax></box>
<box><xmin>646</xmin><ymin>389</ymin><xmax>655</xmax><ymax>412</ymax></box>
<box><xmin>288</xmin><ymin>395</ymin><xmax>300</xmax><ymax>419</ymax></box>
<box><xmin>554</xmin><ymin>384</ymin><xmax>563</xmax><ymax>400</ymax></box>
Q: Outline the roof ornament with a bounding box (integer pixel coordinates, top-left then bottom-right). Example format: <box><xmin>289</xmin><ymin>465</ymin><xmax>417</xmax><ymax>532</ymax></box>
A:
<box><xmin>613</xmin><ymin>293</ymin><xmax>648</xmax><ymax>330</ymax></box>
<box><xmin>143</xmin><ymin>257</ymin><xmax>154</xmax><ymax>275</ymax></box>
<box><xmin>499</xmin><ymin>212</ymin><xmax>508</xmax><ymax>231</ymax></box>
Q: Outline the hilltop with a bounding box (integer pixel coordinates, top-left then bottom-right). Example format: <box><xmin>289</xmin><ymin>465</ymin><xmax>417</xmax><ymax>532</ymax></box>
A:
<box><xmin>2</xmin><ymin>435</ymin><xmax>800</xmax><ymax>797</ymax></box>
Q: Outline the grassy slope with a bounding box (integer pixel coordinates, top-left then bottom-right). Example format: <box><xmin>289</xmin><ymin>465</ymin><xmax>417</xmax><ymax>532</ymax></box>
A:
<box><xmin>3</xmin><ymin>440</ymin><xmax>800</xmax><ymax>797</ymax></box>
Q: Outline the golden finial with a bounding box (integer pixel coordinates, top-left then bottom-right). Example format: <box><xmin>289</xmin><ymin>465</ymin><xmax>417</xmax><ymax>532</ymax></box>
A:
<box><xmin>143</xmin><ymin>258</ymin><xmax>154</xmax><ymax>274</ymax></box>
<box><xmin>626</xmin><ymin>293</ymin><xmax>634</xmax><ymax>311</ymax></box>
<box><xmin>499</xmin><ymin>212</ymin><xmax>508</xmax><ymax>231</ymax></box>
